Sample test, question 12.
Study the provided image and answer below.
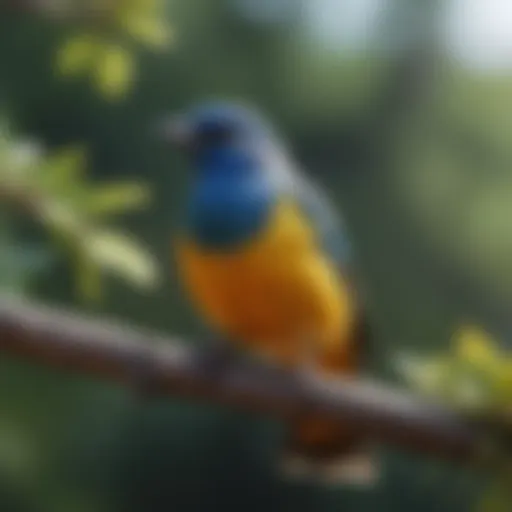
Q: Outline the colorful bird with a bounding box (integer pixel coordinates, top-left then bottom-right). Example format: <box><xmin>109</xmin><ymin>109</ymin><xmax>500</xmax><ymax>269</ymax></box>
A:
<box><xmin>161</xmin><ymin>101</ymin><xmax>376</xmax><ymax>485</ymax></box>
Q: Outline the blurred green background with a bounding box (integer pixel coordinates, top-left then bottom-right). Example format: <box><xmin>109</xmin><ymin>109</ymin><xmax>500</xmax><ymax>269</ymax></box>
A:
<box><xmin>1</xmin><ymin>0</ymin><xmax>512</xmax><ymax>510</ymax></box>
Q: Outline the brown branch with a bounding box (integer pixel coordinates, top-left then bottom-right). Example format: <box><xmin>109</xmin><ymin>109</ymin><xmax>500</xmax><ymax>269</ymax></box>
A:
<box><xmin>0</xmin><ymin>295</ymin><xmax>504</xmax><ymax>465</ymax></box>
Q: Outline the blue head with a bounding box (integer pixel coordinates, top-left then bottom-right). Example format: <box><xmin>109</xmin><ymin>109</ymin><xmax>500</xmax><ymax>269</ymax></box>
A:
<box><xmin>162</xmin><ymin>101</ymin><xmax>281</xmax><ymax>248</ymax></box>
<box><xmin>163</xmin><ymin>101</ymin><xmax>278</xmax><ymax>174</ymax></box>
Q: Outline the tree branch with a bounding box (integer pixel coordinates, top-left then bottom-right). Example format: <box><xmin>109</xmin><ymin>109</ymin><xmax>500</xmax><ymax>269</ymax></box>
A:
<box><xmin>0</xmin><ymin>295</ymin><xmax>503</xmax><ymax>465</ymax></box>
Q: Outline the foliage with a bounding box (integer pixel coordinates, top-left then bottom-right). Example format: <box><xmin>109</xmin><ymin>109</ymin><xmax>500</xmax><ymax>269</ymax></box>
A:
<box><xmin>399</xmin><ymin>327</ymin><xmax>512</xmax><ymax>511</ymax></box>
<box><xmin>52</xmin><ymin>0</ymin><xmax>174</xmax><ymax>99</ymax></box>
<box><xmin>398</xmin><ymin>326</ymin><xmax>512</xmax><ymax>418</ymax></box>
<box><xmin>0</xmin><ymin>121</ymin><xmax>159</xmax><ymax>301</ymax></box>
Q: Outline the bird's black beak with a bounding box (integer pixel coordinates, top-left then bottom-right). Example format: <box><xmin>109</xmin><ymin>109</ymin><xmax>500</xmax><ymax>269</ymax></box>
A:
<box><xmin>157</xmin><ymin>116</ymin><xmax>193</xmax><ymax>151</ymax></box>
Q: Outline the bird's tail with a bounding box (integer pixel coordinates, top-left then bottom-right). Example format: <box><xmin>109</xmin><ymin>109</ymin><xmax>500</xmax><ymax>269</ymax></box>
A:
<box><xmin>279</xmin><ymin>316</ymin><xmax>378</xmax><ymax>487</ymax></box>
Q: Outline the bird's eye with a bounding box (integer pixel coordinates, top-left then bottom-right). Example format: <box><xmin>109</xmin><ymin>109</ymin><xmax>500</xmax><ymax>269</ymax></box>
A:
<box><xmin>196</xmin><ymin>123</ymin><xmax>234</xmax><ymax>146</ymax></box>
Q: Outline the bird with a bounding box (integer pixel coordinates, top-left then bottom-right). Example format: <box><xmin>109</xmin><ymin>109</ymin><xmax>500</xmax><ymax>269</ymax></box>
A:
<box><xmin>160</xmin><ymin>100</ymin><xmax>376</xmax><ymax>486</ymax></box>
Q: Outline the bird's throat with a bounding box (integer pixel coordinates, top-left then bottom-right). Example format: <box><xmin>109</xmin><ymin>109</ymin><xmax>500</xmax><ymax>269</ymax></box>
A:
<box><xmin>185</xmin><ymin>177</ymin><xmax>275</xmax><ymax>250</ymax></box>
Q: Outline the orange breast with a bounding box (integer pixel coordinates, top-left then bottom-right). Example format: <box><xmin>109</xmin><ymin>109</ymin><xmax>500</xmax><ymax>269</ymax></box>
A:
<box><xmin>174</xmin><ymin>200</ymin><xmax>356</xmax><ymax>366</ymax></box>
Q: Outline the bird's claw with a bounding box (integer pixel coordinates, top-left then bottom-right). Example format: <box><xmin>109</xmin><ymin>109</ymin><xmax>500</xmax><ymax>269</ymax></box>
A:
<box><xmin>198</xmin><ymin>340</ymin><xmax>236</xmax><ymax>377</ymax></box>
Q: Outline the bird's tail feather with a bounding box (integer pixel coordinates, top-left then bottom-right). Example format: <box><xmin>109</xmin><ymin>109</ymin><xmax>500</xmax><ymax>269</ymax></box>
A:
<box><xmin>278</xmin><ymin>314</ymin><xmax>378</xmax><ymax>486</ymax></box>
<box><xmin>279</xmin><ymin>417</ymin><xmax>378</xmax><ymax>486</ymax></box>
<box><xmin>279</xmin><ymin>447</ymin><xmax>377</xmax><ymax>487</ymax></box>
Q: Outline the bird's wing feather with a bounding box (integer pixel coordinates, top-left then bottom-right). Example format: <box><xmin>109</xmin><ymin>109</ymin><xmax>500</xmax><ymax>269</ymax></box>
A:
<box><xmin>291</xmin><ymin>172</ymin><xmax>352</xmax><ymax>269</ymax></box>
<box><xmin>264</xmin><ymin>146</ymin><xmax>352</xmax><ymax>269</ymax></box>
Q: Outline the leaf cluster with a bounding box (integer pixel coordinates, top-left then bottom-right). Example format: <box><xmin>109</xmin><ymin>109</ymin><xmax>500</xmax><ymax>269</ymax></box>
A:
<box><xmin>0</xmin><ymin>122</ymin><xmax>159</xmax><ymax>300</ymax></box>
<box><xmin>398</xmin><ymin>326</ymin><xmax>512</xmax><ymax>420</ymax></box>
<box><xmin>53</xmin><ymin>0</ymin><xmax>174</xmax><ymax>98</ymax></box>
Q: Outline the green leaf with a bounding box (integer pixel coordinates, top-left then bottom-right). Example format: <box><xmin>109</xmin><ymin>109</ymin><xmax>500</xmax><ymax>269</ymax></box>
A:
<box><xmin>395</xmin><ymin>353</ymin><xmax>450</xmax><ymax>396</ymax></box>
<box><xmin>455</xmin><ymin>325</ymin><xmax>499</xmax><ymax>368</ymax></box>
<box><xmin>38</xmin><ymin>200</ymin><xmax>84</xmax><ymax>235</ymax></box>
<box><xmin>39</xmin><ymin>145</ymin><xmax>87</xmax><ymax>192</ymax></box>
<box><xmin>450</xmin><ymin>370</ymin><xmax>493</xmax><ymax>410</ymax></box>
<box><xmin>3</xmin><ymin>140</ymin><xmax>43</xmax><ymax>181</ymax></box>
<box><xmin>75</xmin><ymin>250</ymin><xmax>103</xmax><ymax>302</ymax></box>
<box><xmin>94</xmin><ymin>45</ymin><xmax>135</xmax><ymax>100</ymax></box>
<box><xmin>84</xmin><ymin>230</ymin><xmax>159</xmax><ymax>289</ymax></box>
<box><xmin>55</xmin><ymin>34</ymin><xmax>99</xmax><ymax>76</ymax></box>
<box><xmin>120</xmin><ymin>15</ymin><xmax>174</xmax><ymax>48</ymax></box>
<box><xmin>0</xmin><ymin>124</ymin><xmax>43</xmax><ymax>188</ymax></box>
<box><xmin>81</xmin><ymin>182</ymin><xmax>151</xmax><ymax>217</ymax></box>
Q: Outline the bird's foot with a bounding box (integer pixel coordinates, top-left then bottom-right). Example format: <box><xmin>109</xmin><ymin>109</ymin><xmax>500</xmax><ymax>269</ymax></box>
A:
<box><xmin>198</xmin><ymin>339</ymin><xmax>237</xmax><ymax>377</ymax></box>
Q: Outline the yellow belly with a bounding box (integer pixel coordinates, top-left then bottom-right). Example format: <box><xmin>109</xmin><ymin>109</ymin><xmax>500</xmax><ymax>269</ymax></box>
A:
<box><xmin>175</xmin><ymin>200</ymin><xmax>356</xmax><ymax>366</ymax></box>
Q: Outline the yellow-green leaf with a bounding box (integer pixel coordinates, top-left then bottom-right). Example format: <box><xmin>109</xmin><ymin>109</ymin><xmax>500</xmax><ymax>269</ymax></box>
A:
<box><xmin>501</xmin><ymin>359</ymin><xmax>512</xmax><ymax>384</ymax></box>
<box><xmin>450</xmin><ymin>372</ymin><xmax>493</xmax><ymax>410</ymax></box>
<box><xmin>85</xmin><ymin>230</ymin><xmax>159</xmax><ymax>288</ymax></box>
<box><xmin>120</xmin><ymin>15</ymin><xmax>173</xmax><ymax>48</ymax></box>
<box><xmin>4</xmin><ymin>140</ymin><xmax>43</xmax><ymax>180</ymax></box>
<box><xmin>39</xmin><ymin>200</ymin><xmax>84</xmax><ymax>235</ymax></box>
<box><xmin>94</xmin><ymin>45</ymin><xmax>135</xmax><ymax>100</ymax></box>
<box><xmin>455</xmin><ymin>325</ymin><xmax>498</xmax><ymax>367</ymax></box>
<box><xmin>82</xmin><ymin>182</ymin><xmax>150</xmax><ymax>217</ymax></box>
<box><xmin>395</xmin><ymin>354</ymin><xmax>449</xmax><ymax>395</ymax></box>
<box><xmin>75</xmin><ymin>251</ymin><xmax>103</xmax><ymax>302</ymax></box>
<box><xmin>39</xmin><ymin>145</ymin><xmax>87</xmax><ymax>192</ymax></box>
<box><xmin>55</xmin><ymin>34</ymin><xmax>98</xmax><ymax>76</ymax></box>
<box><xmin>40</xmin><ymin>207</ymin><xmax>101</xmax><ymax>302</ymax></box>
